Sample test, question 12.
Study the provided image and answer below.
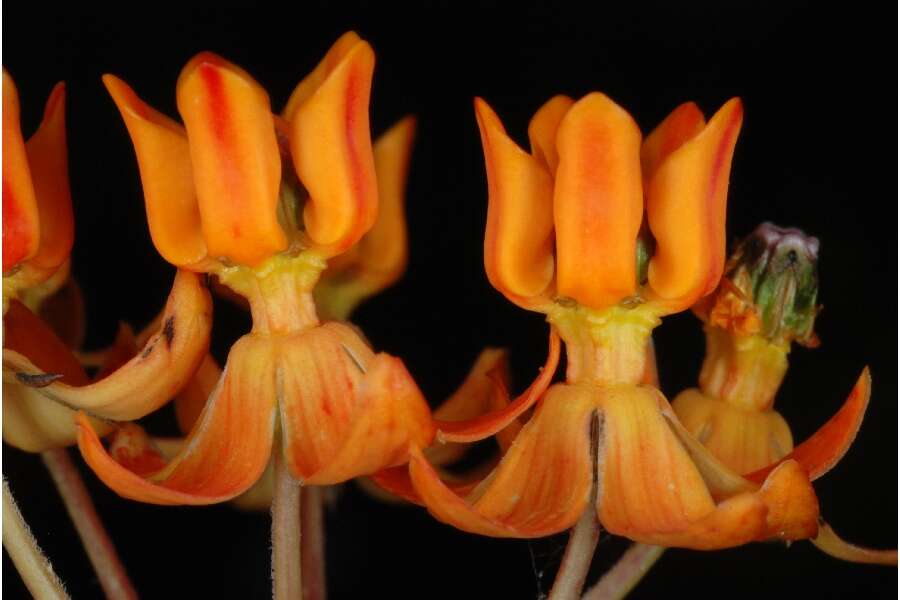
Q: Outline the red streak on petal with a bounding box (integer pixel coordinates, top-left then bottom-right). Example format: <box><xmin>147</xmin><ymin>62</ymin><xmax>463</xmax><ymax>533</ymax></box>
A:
<box><xmin>3</xmin><ymin>179</ymin><xmax>31</xmax><ymax>271</ymax></box>
<box><xmin>199</xmin><ymin>61</ymin><xmax>243</xmax><ymax>243</ymax></box>
<box><xmin>344</xmin><ymin>66</ymin><xmax>365</xmax><ymax>226</ymax></box>
<box><xmin>701</xmin><ymin>103</ymin><xmax>743</xmax><ymax>295</ymax></box>
<box><xmin>199</xmin><ymin>62</ymin><xmax>228</xmax><ymax>143</ymax></box>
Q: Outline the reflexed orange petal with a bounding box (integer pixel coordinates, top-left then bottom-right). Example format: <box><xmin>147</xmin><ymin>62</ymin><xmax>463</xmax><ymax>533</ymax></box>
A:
<box><xmin>410</xmin><ymin>383</ymin><xmax>595</xmax><ymax>538</ymax></box>
<box><xmin>598</xmin><ymin>385</ymin><xmax>720</xmax><ymax>536</ymax></box>
<box><xmin>282</xmin><ymin>32</ymin><xmax>363</xmax><ymax>120</ymax></box>
<box><xmin>298</xmin><ymin>354</ymin><xmax>434</xmax><ymax>485</ymax></box>
<box><xmin>811</xmin><ymin>521</ymin><xmax>898</xmax><ymax>565</ymax></box>
<box><xmin>436</xmin><ymin>329</ymin><xmax>560</xmax><ymax>443</ymax></box>
<box><xmin>640</xmin><ymin>102</ymin><xmax>705</xmax><ymax>181</ymax></box>
<box><xmin>367</xmin><ymin>459</ymin><xmax>496</xmax><ymax>507</ymax></box>
<box><xmin>76</xmin><ymin>333</ymin><xmax>277</xmax><ymax>505</ymax></box>
<box><xmin>476</xmin><ymin>97</ymin><xmax>555</xmax><ymax>307</ymax></box>
<box><xmin>289</xmin><ymin>40</ymin><xmax>377</xmax><ymax>254</ymax></box>
<box><xmin>646</xmin><ymin>98</ymin><xmax>743</xmax><ymax>312</ymax></box>
<box><xmin>661</xmin><ymin>393</ymin><xmax>821</xmax><ymax>543</ymax></box>
<box><xmin>315</xmin><ymin>116</ymin><xmax>417</xmax><ymax>320</ymax></box>
<box><xmin>758</xmin><ymin>459</ymin><xmax>819</xmax><ymax>540</ymax></box>
<box><xmin>278</xmin><ymin>322</ymin><xmax>374</xmax><ymax>480</ymax></box>
<box><xmin>104</xmin><ymin>74</ymin><xmax>207</xmax><ymax>267</ymax></box>
<box><xmin>2</xmin><ymin>301</ymin><xmax>109</xmax><ymax>451</ymax></box>
<box><xmin>597</xmin><ymin>385</ymin><xmax>777</xmax><ymax>549</ymax></box>
<box><xmin>672</xmin><ymin>388</ymin><xmax>793</xmax><ymax>474</ymax></box>
<box><xmin>745</xmin><ymin>368</ymin><xmax>871</xmax><ymax>484</ymax></box>
<box><xmin>554</xmin><ymin>93</ymin><xmax>643</xmax><ymax>309</ymax></box>
<box><xmin>176</xmin><ymin>52</ymin><xmax>286</xmax><ymax>266</ymax></box>
<box><xmin>174</xmin><ymin>353</ymin><xmax>221</xmax><ymax>434</ymax></box>
<box><xmin>24</xmin><ymin>83</ymin><xmax>73</xmax><ymax>272</ymax></box>
<box><xmin>428</xmin><ymin>348</ymin><xmax>510</xmax><ymax>466</ymax></box>
<box><xmin>527</xmin><ymin>94</ymin><xmax>574</xmax><ymax>173</ymax></box>
<box><xmin>4</xmin><ymin>270</ymin><xmax>211</xmax><ymax>420</ymax></box>
<box><xmin>3</xmin><ymin>70</ymin><xmax>39</xmax><ymax>271</ymax></box>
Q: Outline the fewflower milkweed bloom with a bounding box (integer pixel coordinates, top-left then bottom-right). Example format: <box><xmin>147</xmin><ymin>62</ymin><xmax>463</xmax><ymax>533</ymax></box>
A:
<box><xmin>382</xmin><ymin>93</ymin><xmax>829</xmax><ymax>549</ymax></box>
<box><xmin>33</xmin><ymin>33</ymin><xmax>437</xmax><ymax>504</ymax></box>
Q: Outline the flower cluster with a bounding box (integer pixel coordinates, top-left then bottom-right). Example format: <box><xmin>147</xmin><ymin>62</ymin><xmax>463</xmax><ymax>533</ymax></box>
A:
<box><xmin>2</xmin><ymin>31</ymin><xmax>894</xmax><ymax>598</ymax></box>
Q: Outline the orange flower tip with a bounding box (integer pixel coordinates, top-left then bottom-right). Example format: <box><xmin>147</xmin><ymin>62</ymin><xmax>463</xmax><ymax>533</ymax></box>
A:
<box><xmin>745</xmin><ymin>366</ymin><xmax>871</xmax><ymax>485</ymax></box>
<box><xmin>290</xmin><ymin>38</ymin><xmax>377</xmax><ymax>253</ymax></box>
<box><xmin>641</xmin><ymin>101</ymin><xmax>705</xmax><ymax>178</ymax></box>
<box><xmin>645</xmin><ymin>96</ymin><xmax>744</xmax><ymax>311</ymax></box>
<box><xmin>436</xmin><ymin>329</ymin><xmax>560</xmax><ymax>443</ymax></box>
<box><xmin>43</xmin><ymin>82</ymin><xmax>66</xmax><ymax>121</ymax></box>
<box><xmin>527</xmin><ymin>94</ymin><xmax>574</xmax><ymax>173</ymax></box>
<box><xmin>177</xmin><ymin>50</ymin><xmax>285</xmax><ymax>266</ymax></box>
<box><xmin>553</xmin><ymin>92</ymin><xmax>643</xmax><ymax>309</ymax></box>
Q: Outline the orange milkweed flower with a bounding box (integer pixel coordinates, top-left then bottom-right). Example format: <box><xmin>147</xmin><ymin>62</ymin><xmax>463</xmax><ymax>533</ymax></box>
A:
<box><xmin>2</xmin><ymin>73</ymin><xmax>209</xmax><ymax>453</ymax></box>
<box><xmin>673</xmin><ymin>223</ymin><xmax>896</xmax><ymax>564</ymax></box>
<box><xmin>381</xmin><ymin>93</ymin><xmax>825</xmax><ymax>549</ymax></box>
<box><xmin>54</xmin><ymin>33</ymin><xmax>433</xmax><ymax>504</ymax></box>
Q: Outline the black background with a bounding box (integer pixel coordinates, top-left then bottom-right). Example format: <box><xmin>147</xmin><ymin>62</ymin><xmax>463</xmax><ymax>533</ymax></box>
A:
<box><xmin>3</xmin><ymin>2</ymin><xmax>897</xmax><ymax>598</ymax></box>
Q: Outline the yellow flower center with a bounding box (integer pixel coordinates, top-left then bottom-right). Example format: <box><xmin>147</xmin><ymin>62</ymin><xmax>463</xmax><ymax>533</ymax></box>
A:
<box><xmin>216</xmin><ymin>252</ymin><xmax>325</xmax><ymax>335</ymax></box>
<box><xmin>547</xmin><ymin>301</ymin><xmax>662</xmax><ymax>386</ymax></box>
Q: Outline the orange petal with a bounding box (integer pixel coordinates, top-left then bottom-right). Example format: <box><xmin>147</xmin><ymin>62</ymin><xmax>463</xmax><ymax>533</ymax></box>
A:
<box><xmin>811</xmin><ymin>521</ymin><xmax>898</xmax><ymax>565</ymax></box>
<box><xmin>646</xmin><ymin>98</ymin><xmax>743</xmax><ymax>312</ymax></box>
<box><xmin>410</xmin><ymin>383</ymin><xmax>596</xmax><ymax>538</ymax></box>
<box><xmin>475</xmin><ymin>97</ymin><xmax>555</xmax><ymax>308</ymax></box>
<box><xmin>661</xmin><ymin>393</ymin><xmax>821</xmax><ymax>542</ymax></box>
<box><xmin>4</xmin><ymin>270</ymin><xmax>211</xmax><ymax>420</ymax></box>
<box><xmin>672</xmin><ymin>388</ymin><xmax>793</xmax><ymax>475</ymax></box>
<box><xmin>76</xmin><ymin>333</ymin><xmax>278</xmax><ymax>505</ymax></box>
<box><xmin>2</xmin><ymin>300</ymin><xmax>109</xmax><ymax>452</ymax></box>
<box><xmin>3</xmin><ymin>70</ymin><xmax>39</xmax><ymax>271</ymax></box>
<box><xmin>288</xmin><ymin>39</ymin><xmax>377</xmax><ymax>254</ymax></box>
<box><xmin>426</xmin><ymin>348</ymin><xmax>510</xmax><ymax>466</ymax></box>
<box><xmin>296</xmin><ymin>353</ymin><xmax>434</xmax><ymax>485</ymax></box>
<box><xmin>527</xmin><ymin>94</ymin><xmax>574</xmax><ymax>174</ymax></box>
<box><xmin>597</xmin><ymin>385</ymin><xmax>784</xmax><ymax>549</ymax></box>
<box><xmin>176</xmin><ymin>52</ymin><xmax>286</xmax><ymax>266</ymax></box>
<box><xmin>554</xmin><ymin>93</ymin><xmax>643</xmax><ymax>309</ymax></box>
<box><xmin>174</xmin><ymin>353</ymin><xmax>221</xmax><ymax>434</ymax></box>
<box><xmin>597</xmin><ymin>385</ymin><xmax>729</xmax><ymax>540</ymax></box>
<box><xmin>745</xmin><ymin>367</ymin><xmax>871</xmax><ymax>484</ymax></box>
<box><xmin>315</xmin><ymin>116</ymin><xmax>417</xmax><ymax>320</ymax></box>
<box><xmin>24</xmin><ymin>83</ymin><xmax>74</xmax><ymax>272</ymax></box>
<box><xmin>282</xmin><ymin>32</ymin><xmax>363</xmax><ymax>120</ymax></box>
<box><xmin>758</xmin><ymin>459</ymin><xmax>819</xmax><ymax>540</ymax></box>
<box><xmin>277</xmin><ymin>322</ymin><xmax>374</xmax><ymax>480</ymax></box>
<box><xmin>103</xmin><ymin>74</ymin><xmax>207</xmax><ymax>267</ymax></box>
<box><xmin>640</xmin><ymin>102</ymin><xmax>706</xmax><ymax>181</ymax></box>
<box><xmin>368</xmin><ymin>457</ymin><xmax>498</xmax><ymax>507</ymax></box>
<box><xmin>436</xmin><ymin>329</ymin><xmax>560</xmax><ymax>443</ymax></box>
